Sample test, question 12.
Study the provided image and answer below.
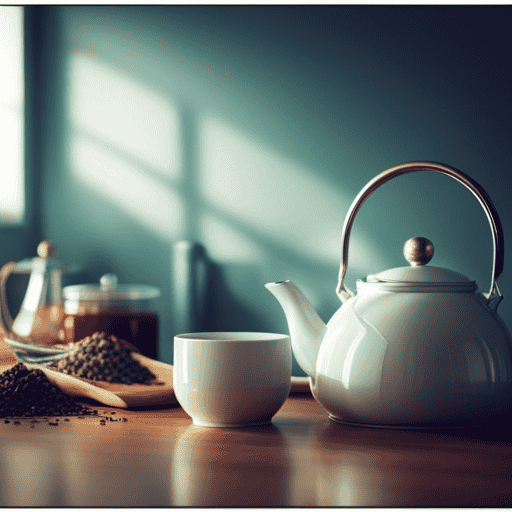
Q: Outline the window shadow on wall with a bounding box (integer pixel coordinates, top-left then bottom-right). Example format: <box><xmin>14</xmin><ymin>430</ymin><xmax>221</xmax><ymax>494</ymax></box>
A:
<box><xmin>65</xmin><ymin>51</ymin><xmax>381</xmax><ymax>321</ymax></box>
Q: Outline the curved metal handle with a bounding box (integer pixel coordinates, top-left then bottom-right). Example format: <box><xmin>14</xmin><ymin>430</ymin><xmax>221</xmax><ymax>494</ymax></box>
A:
<box><xmin>0</xmin><ymin>262</ymin><xmax>17</xmax><ymax>337</ymax></box>
<box><xmin>336</xmin><ymin>162</ymin><xmax>505</xmax><ymax>306</ymax></box>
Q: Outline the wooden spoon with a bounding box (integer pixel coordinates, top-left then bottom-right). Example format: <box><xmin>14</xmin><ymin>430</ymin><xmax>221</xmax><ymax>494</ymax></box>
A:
<box><xmin>29</xmin><ymin>353</ymin><xmax>178</xmax><ymax>409</ymax></box>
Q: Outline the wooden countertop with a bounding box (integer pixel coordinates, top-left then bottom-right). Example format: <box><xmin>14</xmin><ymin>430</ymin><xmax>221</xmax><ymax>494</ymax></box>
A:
<box><xmin>1</xmin><ymin>351</ymin><xmax>512</xmax><ymax>507</ymax></box>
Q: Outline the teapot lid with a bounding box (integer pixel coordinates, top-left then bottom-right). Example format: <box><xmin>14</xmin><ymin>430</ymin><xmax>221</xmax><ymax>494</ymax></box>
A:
<box><xmin>365</xmin><ymin>237</ymin><xmax>477</xmax><ymax>292</ymax></box>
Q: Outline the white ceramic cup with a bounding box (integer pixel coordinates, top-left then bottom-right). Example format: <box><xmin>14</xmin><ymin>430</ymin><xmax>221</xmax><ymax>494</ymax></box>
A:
<box><xmin>173</xmin><ymin>332</ymin><xmax>292</xmax><ymax>427</ymax></box>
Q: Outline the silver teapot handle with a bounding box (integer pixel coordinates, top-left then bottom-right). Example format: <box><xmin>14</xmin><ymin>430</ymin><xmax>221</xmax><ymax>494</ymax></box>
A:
<box><xmin>336</xmin><ymin>161</ymin><xmax>505</xmax><ymax>308</ymax></box>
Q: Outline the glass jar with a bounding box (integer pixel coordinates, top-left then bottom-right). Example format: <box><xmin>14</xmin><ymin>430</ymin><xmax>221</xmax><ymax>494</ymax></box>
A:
<box><xmin>62</xmin><ymin>274</ymin><xmax>161</xmax><ymax>359</ymax></box>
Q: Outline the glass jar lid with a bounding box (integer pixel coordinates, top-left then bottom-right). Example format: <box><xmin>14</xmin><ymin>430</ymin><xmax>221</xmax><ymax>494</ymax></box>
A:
<box><xmin>63</xmin><ymin>273</ymin><xmax>161</xmax><ymax>302</ymax></box>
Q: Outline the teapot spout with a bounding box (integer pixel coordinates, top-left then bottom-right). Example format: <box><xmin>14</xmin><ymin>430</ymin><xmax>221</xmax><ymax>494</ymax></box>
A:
<box><xmin>265</xmin><ymin>280</ymin><xmax>326</xmax><ymax>378</ymax></box>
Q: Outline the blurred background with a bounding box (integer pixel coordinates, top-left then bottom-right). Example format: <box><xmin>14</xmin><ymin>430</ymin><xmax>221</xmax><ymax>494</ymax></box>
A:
<box><xmin>1</xmin><ymin>5</ymin><xmax>511</xmax><ymax>375</ymax></box>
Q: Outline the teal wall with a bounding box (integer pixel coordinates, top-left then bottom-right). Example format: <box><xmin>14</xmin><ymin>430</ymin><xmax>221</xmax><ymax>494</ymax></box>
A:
<box><xmin>7</xmin><ymin>5</ymin><xmax>511</xmax><ymax>375</ymax></box>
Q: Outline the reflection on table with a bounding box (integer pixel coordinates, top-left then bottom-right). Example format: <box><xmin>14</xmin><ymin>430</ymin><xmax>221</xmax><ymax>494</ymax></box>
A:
<box><xmin>1</xmin><ymin>392</ymin><xmax>512</xmax><ymax>507</ymax></box>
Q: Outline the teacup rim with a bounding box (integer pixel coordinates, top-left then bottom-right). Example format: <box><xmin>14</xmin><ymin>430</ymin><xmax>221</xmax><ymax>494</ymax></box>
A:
<box><xmin>174</xmin><ymin>332</ymin><xmax>290</xmax><ymax>342</ymax></box>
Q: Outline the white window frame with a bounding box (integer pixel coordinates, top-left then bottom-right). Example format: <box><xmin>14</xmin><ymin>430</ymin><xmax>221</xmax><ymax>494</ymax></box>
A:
<box><xmin>0</xmin><ymin>6</ymin><xmax>25</xmax><ymax>226</ymax></box>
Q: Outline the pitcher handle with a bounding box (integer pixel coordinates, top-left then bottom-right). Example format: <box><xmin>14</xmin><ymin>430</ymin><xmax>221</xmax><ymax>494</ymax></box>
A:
<box><xmin>336</xmin><ymin>162</ymin><xmax>504</xmax><ymax>306</ymax></box>
<box><xmin>0</xmin><ymin>262</ymin><xmax>17</xmax><ymax>337</ymax></box>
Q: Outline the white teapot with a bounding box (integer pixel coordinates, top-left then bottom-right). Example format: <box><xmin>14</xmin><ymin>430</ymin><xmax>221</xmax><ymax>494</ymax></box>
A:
<box><xmin>266</xmin><ymin>162</ymin><xmax>512</xmax><ymax>428</ymax></box>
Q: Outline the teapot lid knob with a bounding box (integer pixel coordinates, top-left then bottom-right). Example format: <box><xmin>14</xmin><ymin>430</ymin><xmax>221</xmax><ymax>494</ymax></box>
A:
<box><xmin>37</xmin><ymin>240</ymin><xmax>57</xmax><ymax>259</ymax></box>
<box><xmin>403</xmin><ymin>237</ymin><xmax>434</xmax><ymax>266</ymax></box>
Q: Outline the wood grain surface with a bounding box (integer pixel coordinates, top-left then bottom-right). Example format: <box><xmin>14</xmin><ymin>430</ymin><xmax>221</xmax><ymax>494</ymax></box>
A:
<box><xmin>1</xmin><ymin>351</ymin><xmax>512</xmax><ymax>507</ymax></box>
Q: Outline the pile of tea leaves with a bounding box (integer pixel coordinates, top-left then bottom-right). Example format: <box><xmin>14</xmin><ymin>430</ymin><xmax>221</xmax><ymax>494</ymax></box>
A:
<box><xmin>0</xmin><ymin>362</ymin><xmax>94</xmax><ymax>418</ymax></box>
<box><xmin>49</xmin><ymin>332</ymin><xmax>156</xmax><ymax>384</ymax></box>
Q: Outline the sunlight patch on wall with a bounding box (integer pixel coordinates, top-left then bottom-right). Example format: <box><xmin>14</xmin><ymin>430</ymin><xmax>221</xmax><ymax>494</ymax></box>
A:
<box><xmin>200</xmin><ymin>214</ymin><xmax>265</xmax><ymax>263</ymax></box>
<box><xmin>199</xmin><ymin>115</ymin><xmax>374</xmax><ymax>271</ymax></box>
<box><xmin>70</xmin><ymin>136</ymin><xmax>184</xmax><ymax>240</ymax></box>
<box><xmin>67</xmin><ymin>52</ymin><xmax>180</xmax><ymax>179</ymax></box>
